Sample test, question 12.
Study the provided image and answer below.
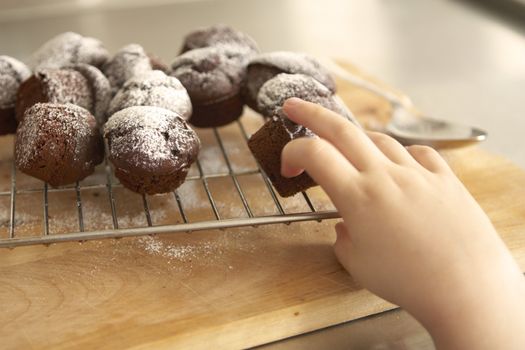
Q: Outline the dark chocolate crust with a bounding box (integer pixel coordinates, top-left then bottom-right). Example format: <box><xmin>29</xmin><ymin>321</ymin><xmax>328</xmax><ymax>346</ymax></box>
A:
<box><xmin>0</xmin><ymin>107</ymin><xmax>17</xmax><ymax>135</ymax></box>
<box><xmin>114</xmin><ymin>166</ymin><xmax>191</xmax><ymax>195</ymax></box>
<box><xmin>171</xmin><ymin>46</ymin><xmax>247</xmax><ymax>127</ymax></box>
<box><xmin>242</xmin><ymin>65</ymin><xmax>284</xmax><ymax>112</ymax></box>
<box><xmin>188</xmin><ymin>92</ymin><xmax>244</xmax><ymax>128</ymax></box>
<box><xmin>248</xmin><ymin>116</ymin><xmax>317</xmax><ymax>197</ymax></box>
<box><xmin>242</xmin><ymin>52</ymin><xmax>336</xmax><ymax>113</ymax></box>
<box><xmin>15</xmin><ymin>103</ymin><xmax>104</xmax><ymax>187</ymax></box>
<box><xmin>104</xmin><ymin>106</ymin><xmax>200</xmax><ymax>194</ymax></box>
<box><xmin>180</xmin><ymin>24</ymin><xmax>259</xmax><ymax>54</ymax></box>
<box><xmin>15</xmin><ymin>74</ymin><xmax>47</xmax><ymax>122</ymax></box>
<box><xmin>15</xmin><ymin>69</ymin><xmax>93</xmax><ymax>122</ymax></box>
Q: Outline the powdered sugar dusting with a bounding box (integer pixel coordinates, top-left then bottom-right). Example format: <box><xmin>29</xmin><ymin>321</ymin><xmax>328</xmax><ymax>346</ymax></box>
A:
<box><xmin>102</xmin><ymin>44</ymin><xmax>152</xmax><ymax>95</ymax></box>
<box><xmin>107</xmin><ymin>70</ymin><xmax>192</xmax><ymax>120</ymax></box>
<box><xmin>171</xmin><ymin>46</ymin><xmax>248</xmax><ymax>101</ymax></box>
<box><xmin>0</xmin><ymin>56</ymin><xmax>31</xmax><ymax>109</ymax></box>
<box><xmin>249</xmin><ymin>51</ymin><xmax>336</xmax><ymax>92</ymax></box>
<box><xmin>15</xmin><ymin>103</ymin><xmax>96</xmax><ymax>169</ymax></box>
<box><xmin>135</xmin><ymin>236</ymin><xmax>222</xmax><ymax>268</ymax></box>
<box><xmin>183</xmin><ymin>24</ymin><xmax>259</xmax><ymax>55</ymax></box>
<box><xmin>36</xmin><ymin>68</ymin><xmax>93</xmax><ymax>113</ymax></box>
<box><xmin>258</xmin><ymin>73</ymin><xmax>330</xmax><ymax>114</ymax></box>
<box><xmin>257</xmin><ymin>73</ymin><xmax>348</xmax><ymax>118</ymax></box>
<box><xmin>105</xmin><ymin>107</ymin><xmax>173</xmax><ymax>166</ymax></box>
<box><xmin>176</xmin><ymin>180</ymin><xmax>212</xmax><ymax>211</ymax></box>
<box><xmin>104</xmin><ymin>106</ymin><xmax>200</xmax><ymax>171</ymax></box>
<box><xmin>139</xmin><ymin>236</ymin><xmax>164</xmax><ymax>254</ymax></box>
<box><xmin>0</xmin><ymin>75</ymin><xmax>19</xmax><ymax>110</ymax></box>
<box><xmin>31</xmin><ymin>32</ymin><xmax>109</xmax><ymax>70</ymax></box>
<box><xmin>68</xmin><ymin>64</ymin><xmax>111</xmax><ymax>125</ymax></box>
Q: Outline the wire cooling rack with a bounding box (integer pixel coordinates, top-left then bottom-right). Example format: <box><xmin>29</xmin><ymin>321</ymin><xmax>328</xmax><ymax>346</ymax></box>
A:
<box><xmin>0</xmin><ymin>114</ymin><xmax>341</xmax><ymax>248</ymax></box>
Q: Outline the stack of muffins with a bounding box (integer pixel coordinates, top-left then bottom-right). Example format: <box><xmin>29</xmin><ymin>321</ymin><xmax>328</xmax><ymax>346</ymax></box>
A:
<box><xmin>0</xmin><ymin>25</ymin><xmax>352</xmax><ymax>198</ymax></box>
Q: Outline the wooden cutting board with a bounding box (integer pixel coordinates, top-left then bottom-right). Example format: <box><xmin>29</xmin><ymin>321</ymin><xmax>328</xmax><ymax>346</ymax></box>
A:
<box><xmin>1</xmin><ymin>61</ymin><xmax>524</xmax><ymax>350</ymax></box>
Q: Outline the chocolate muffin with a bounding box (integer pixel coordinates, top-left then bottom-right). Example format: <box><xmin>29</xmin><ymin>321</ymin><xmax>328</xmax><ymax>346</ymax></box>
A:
<box><xmin>31</xmin><ymin>32</ymin><xmax>109</xmax><ymax>70</ymax></box>
<box><xmin>242</xmin><ymin>51</ymin><xmax>336</xmax><ymax>112</ymax></box>
<box><xmin>180</xmin><ymin>24</ymin><xmax>259</xmax><ymax>55</ymax></box>
<box><xmin>15</xmin><ymin>103</ymin><xmax>104</xmax><ymax>186</ymax></box>
<box><xmin>107</xmin><ymin>70</ymin><xmax>192</xmax><ymax>120</ymax></box>
<box><xmin>15</xmin><ymin>64</ymin><xmax>110</xmax><ymax>124</ymax></box>
<box><xmin>69</xmin><ymin>64</ymin><xmax>111</xmax><ymax>125</ymax></box>
<box><xmin>257</xmin><ymin>73</ymin><xmax>350</xmax><ymax>119</ymax></box>
<box><xmin>171</xmin><ymin>46</ymin><xmax>247</xmax><ymax>128</ymax></box>
<box><xmin>102</xmin><ymin>44</ymin><xmax>166</xmax><ymax>95</ymax></box>
<box><xmin>248</xmin><ymin>112</ymin><xmax>316</xmax><ymax>197</ymax></box>
<box><xmin>148</xmin><ymin>54</ymin><xmax>170</xmax><ymax>74</ymax></box>
<box><xmin>104</xmin><ymin>106</ymin><xmax>200</xmax><ymax>194</ymax></box>
<box><xmin>0</xmin><ymin>56</ymin><xmax>31</xmax><ymax>135</ymax></box>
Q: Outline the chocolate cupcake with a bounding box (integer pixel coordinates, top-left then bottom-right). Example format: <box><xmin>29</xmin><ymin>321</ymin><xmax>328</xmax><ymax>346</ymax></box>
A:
<box><xmin>171</xmin><ymin>46</ymin><xmax>247</xmax><ymax>128</ymax></box>
<box><xmin>257</xmin><ymin>73</ymin><xmax>350</xmax><ymax>119</ymax></box>
<box><xmin>15</xmin><ymin>103</ymin><xmax>104</xmax><ymax>186</ymax></box>
<box><xmin>180</xmin><ymin>24</ymin><xmax>259</xmax><ymax>55</ymax></box>
<box><xmin>104</xmin><ymin>106</ymin><xmax>200</xmax><ymax>194</ymax></box>
<box><xmin>0</xmin><ymin>56</ymin><xmax>31</xmax><ymax>135</ymax></box>
<box><xmin>15</xmin><ymin>64</ymin><xmax>110</xmax><ymax>124</ymax></box>
<box><xmin>107</xmin><ymin>70</ymin><xmax>192</xmax><ymax>120</ymax></box>
<box><xmin>248</xmin><ymin>112</ymin><xmax>316</xmax><ymax>197</ymax></box>
<box><xmin>102</xmin><ymin>44</ymin><xmax>167</xmax><ymax>95</ymax></box>
<box><xmin>31</xmin><ymin>32</ymin><xmax>109</xmax><ymax>70</ymax></box>
<box><xmin>242</xmin><ymin>51</ymin><xmax>336</xmax><ymax>112</ymax></box>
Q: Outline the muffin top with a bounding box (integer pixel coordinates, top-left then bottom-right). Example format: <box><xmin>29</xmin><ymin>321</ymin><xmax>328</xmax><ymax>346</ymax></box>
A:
<box><xmin>104</xmin><ymin>106</ymin><xmax>200</xmax><ymax>174</ymax></box>
<box><xmin>171</xmin><ymin>46</ymin><xmax>247</xmax><ymax>103</ymax></box>
<box><xmin>32</xmin><ymin>68</ymin><xmax>92</xmax><ymax>110</ymax></box>
<box><xmin>108</xmin><ymin>70</ymin><xmax>192</xmax><ymax>120</ymax></box>
<box><xmin>181</xmin><ymin>24</ymin><xmax>259</xmax><ymax>54</ymax></box>
<box><xmin>257</xmin><ymin>73</ymin><xmax>347</xmax><ymax>118</ymax></box>
<box><xmin>247</xmin><ymin>51</ymin><xmax>336</xmax><ymax>93</ymax></box>
<box><xmin>15</xmin><ymin>103</ymin><xmax>101</xmax><ymax>170</ymax></box>
<box><xmin>102</xmin><ymin>44</ymin><xmax>153</xmax><ymax>94</ymax></box>
<box><xmin>0</xmin><ymin>55</ymin><xmax>31</xmax><ymax>109</ymax></box>
<box><xmin>67</xmin><ymin>64</ymin><xmax>111</xmax><ymax>124</ymax></box>
<box><xmin>31</xmin><ymin>32</ymin><xmax>109</xmax><ymax>70</ymax></box>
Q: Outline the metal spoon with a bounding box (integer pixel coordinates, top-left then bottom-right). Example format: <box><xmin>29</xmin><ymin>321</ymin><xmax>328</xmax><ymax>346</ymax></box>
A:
<box><xmin>322</xmin><ymin>58</ymin><xmax>487</xmax><ymax>148</ymax></box>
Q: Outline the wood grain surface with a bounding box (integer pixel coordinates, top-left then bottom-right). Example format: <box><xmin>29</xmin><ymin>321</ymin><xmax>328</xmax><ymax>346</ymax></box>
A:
<box><xmin>0</xmin><ymin>61</ymin><xmax>524</xmax><ymax>349</ymax></box>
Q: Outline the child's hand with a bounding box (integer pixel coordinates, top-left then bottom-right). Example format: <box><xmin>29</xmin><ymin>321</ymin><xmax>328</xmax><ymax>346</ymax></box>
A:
<box><xmin>281</xmin><ymin>97</ymin><xmax>525</xmax><ymax>350</ymax></box>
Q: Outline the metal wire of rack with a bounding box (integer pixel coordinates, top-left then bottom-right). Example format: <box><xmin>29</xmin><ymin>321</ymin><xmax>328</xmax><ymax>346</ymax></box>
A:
<box><xmin>0</xmin><ymin>115</ymin><xmax>340</xmax><ymax>248</ymax></box>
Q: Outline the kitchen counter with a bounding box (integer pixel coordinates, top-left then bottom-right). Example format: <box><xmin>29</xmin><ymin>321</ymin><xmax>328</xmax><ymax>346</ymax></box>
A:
<box><xmin>1</xmin><ymin>0</ymin><xmax>524</xmax><ymax>348</ymax></box>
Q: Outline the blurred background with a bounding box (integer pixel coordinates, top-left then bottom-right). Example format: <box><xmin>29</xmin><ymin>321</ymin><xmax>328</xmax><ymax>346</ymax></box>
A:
<box><xmin>0</xmin><ymin>0</ymin><xmax>524</xmax><ymax>168</ymax></box>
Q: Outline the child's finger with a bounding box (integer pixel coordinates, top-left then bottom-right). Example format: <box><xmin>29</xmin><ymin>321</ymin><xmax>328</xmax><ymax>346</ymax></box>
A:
<box><xmin>282</xmin><ymin>98</ymin><xmax>388</xmax><ymax>170</ymax></box>
<box><xmin>366</xmin><ymin>131</ymin><xmax>418</xmax><ymax>166</ymax></box>
<box><xmin>333</xmin><ymin>221</ymin><xmax>360</xmax><ymax>272</ymax></box>
<box><xmin>281</xmin><ymin>137</ymin><xmax>359</xmax><ymax>210</ymax></box>
<box><xmin>334</xmin><ymin>221</ymin><xmax>354</xmax><ymax>245</ymax></box>
<box><xmin>406</xmin><ymin>145</ymin><xmax>451</xmax><ymax>173</ymax></box>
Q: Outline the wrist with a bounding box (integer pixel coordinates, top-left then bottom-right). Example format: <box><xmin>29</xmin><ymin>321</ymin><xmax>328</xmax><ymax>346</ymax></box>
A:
<box><xmin>411</xmin><ymin>259</ymin><xmax>525</xmax><ymax>350</ymax></box>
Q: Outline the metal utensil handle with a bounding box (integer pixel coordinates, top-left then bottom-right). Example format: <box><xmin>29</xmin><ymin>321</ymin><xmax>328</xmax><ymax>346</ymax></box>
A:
<box><xmin>319</xmin><ymin>57</ymin><xmax>413</xmax><ymax>108</ymax></box>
